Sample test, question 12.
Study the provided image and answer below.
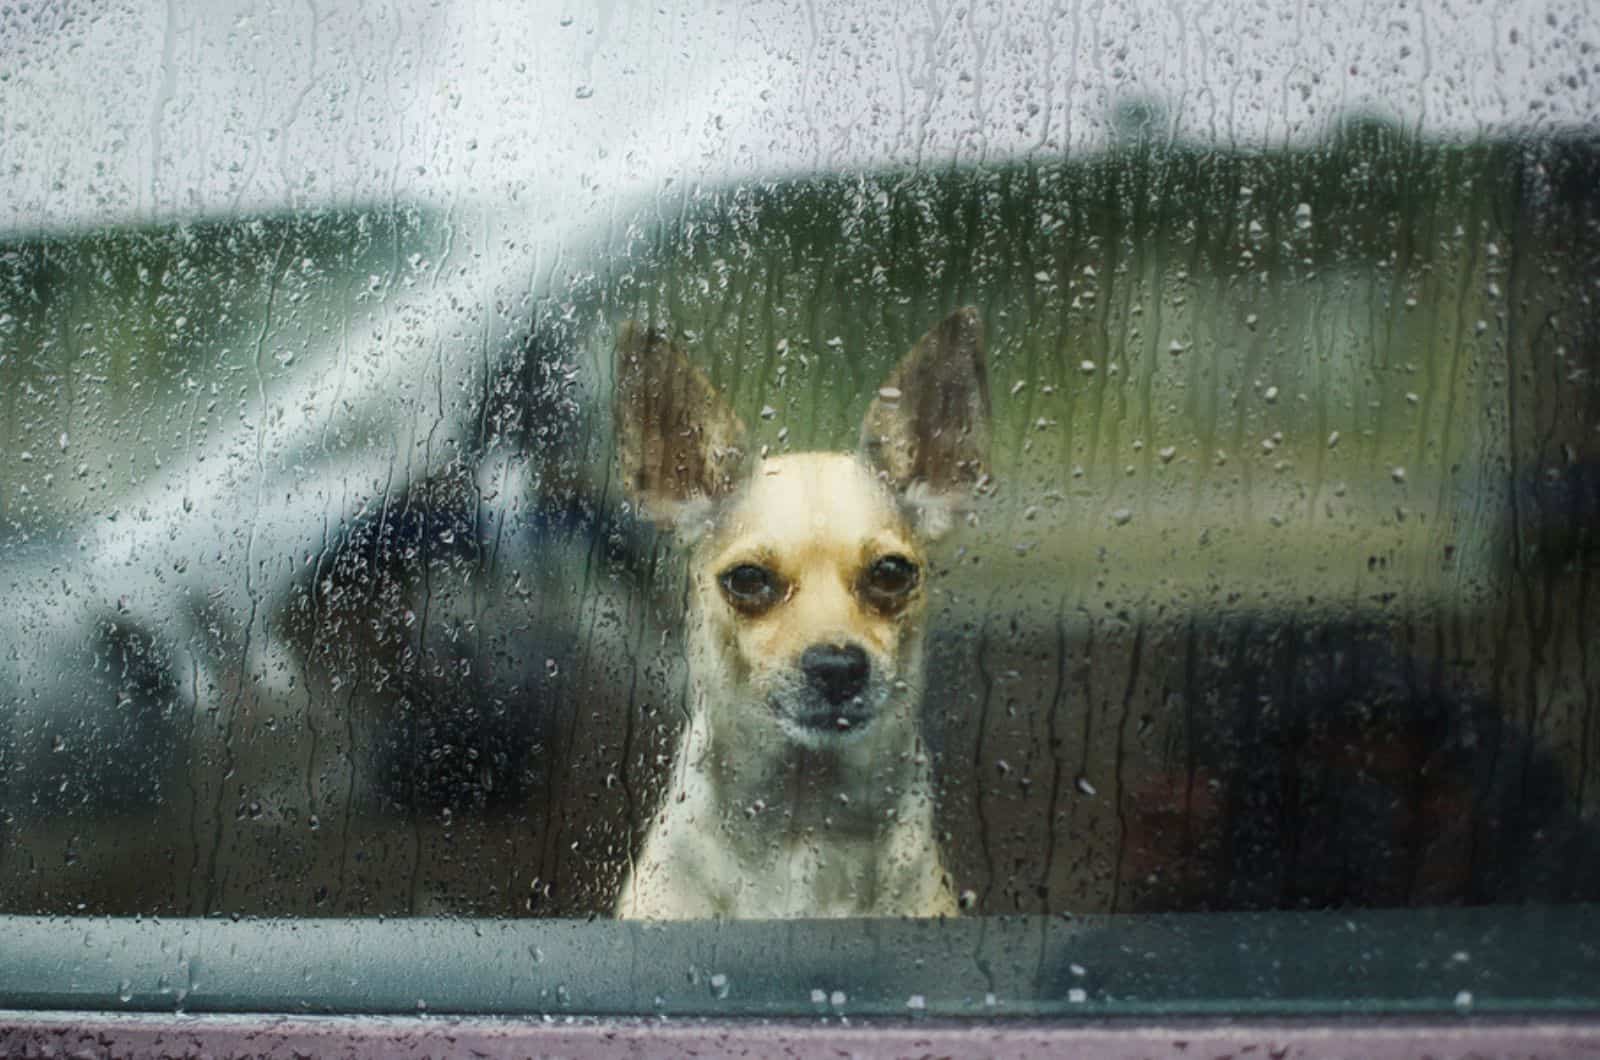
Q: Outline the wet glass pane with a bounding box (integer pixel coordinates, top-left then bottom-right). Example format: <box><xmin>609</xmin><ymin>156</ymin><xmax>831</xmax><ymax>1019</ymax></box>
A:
<box><xmin>0</xmin><ymin>0</ymin><xmax>1597</xmax><ymax>1021</ymax></box>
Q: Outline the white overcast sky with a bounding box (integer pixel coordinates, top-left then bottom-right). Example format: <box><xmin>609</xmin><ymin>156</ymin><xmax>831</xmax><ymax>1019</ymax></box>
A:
<box><xmin>0</xmin><ymin>0</ymin><xmax>1595</xmax><ymax>237</ymax></box>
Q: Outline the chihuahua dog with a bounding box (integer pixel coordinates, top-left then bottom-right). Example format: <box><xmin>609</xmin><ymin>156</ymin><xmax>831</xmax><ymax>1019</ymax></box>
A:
<box><xmin>611</xmin><ymin>308</ymin><xmax>990</xmax><ymax>919</ymax></box>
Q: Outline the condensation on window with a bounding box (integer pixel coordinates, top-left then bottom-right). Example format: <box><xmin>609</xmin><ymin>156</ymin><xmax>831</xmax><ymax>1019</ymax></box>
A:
<box><xmin>3</xmin><ymin>133</ymin><xmax>1595</xmax><ymax>921</ymax></box>
<box><xmin>0</xmin><ymin>3</ymin><xmax>1596</xmax><ymax>934</ymax></box>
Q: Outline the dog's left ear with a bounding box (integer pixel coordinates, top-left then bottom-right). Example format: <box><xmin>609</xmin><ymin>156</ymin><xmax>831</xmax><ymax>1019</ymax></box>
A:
<box><xmin>860</xmin><ymin>307</ymin><xmax>992</xmax><ymax>537</ymax></box>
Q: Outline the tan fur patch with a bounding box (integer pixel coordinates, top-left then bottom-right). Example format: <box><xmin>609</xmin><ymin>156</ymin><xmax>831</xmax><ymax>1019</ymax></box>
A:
<box><xmin>697</xmin><ymin>453</ymin><xmax>925</xmax><ymax>686</ymax></box>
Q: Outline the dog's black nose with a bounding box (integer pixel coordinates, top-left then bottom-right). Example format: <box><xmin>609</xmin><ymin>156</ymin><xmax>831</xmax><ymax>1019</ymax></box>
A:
<box><xmin>801</xmin><ymin>643</ymin><xmax>870</xmax><ymax>705</ymax></box>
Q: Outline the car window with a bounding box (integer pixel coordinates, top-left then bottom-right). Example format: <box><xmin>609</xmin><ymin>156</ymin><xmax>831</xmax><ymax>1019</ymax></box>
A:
<box><xmin>2</xmin><ymin>0</ymin><xmax>1597</xmax><ymax>1025</ymax></box>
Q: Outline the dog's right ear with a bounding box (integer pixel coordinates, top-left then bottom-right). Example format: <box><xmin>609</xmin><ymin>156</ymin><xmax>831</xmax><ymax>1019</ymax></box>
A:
<box><xmin>614</xmin><ymin>321</ymin><xmax>746</xmax><ymax>529</ymax></box>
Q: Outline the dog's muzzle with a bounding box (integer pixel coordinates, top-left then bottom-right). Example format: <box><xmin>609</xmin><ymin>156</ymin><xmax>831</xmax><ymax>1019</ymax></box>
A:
<box><xmin>792</xmin><ymin>642</ymin><xmax>874</xmax><ymax>732</ymax></box>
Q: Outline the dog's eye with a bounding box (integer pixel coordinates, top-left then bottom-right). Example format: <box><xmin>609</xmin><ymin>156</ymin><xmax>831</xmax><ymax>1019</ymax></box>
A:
<box><xmin>860</xmin><ymin>554</ymin><xmax>919</xmax><ymax>609</ymax></box>
<box><xmin>719</xmin><ymin>563</ymin><xmax>783</xmax><ymax>612</ymax></box>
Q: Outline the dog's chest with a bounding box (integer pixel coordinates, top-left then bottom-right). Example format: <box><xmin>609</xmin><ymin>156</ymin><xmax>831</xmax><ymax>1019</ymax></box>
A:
<box><xmin>718</xmin><ymin>829</ymin><xmax>917</xmax><ymax>917</ymax></box>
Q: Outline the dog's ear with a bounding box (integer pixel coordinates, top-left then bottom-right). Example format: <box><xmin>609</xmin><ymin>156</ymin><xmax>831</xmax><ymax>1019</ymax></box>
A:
<box><xmin>614</xmin><ymin>321</ymin><xmax>746</xmax><ymax>529</ymax></box>
<box><xmin>860</xmin><ymin>307</ymin><xmax>991</xmax><ymax>537</ymax></box>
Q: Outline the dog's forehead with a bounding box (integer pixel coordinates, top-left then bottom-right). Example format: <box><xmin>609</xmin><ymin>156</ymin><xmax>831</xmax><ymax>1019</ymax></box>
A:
<box><xmin>720</xmin><ymin>453</ymin><xmax>905</xmax><ymax>549</ymax></box>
